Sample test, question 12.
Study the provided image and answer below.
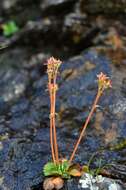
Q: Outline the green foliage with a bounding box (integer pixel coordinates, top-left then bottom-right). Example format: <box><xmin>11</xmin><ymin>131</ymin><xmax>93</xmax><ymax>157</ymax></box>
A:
<box><xmin>67</xmin><ymin>164</ymin><xmax>82</xmax><ymax>177</ymax></box>
<box><xmin>85</xmin><ymin>152</ymin><xmax>110</xmax><ymax>177</ymax></box>
<box><xmin>2</xmin><ymin>21</ymin><xmax>19</xmax><ymax>37</ymax></box>
<box><xmin>43</xmin><ymin>154</ymin><xmax>106</xmax><ymax>179</ymax></box>
<box><xmin>43</xmin><ymin>155</ymin><xmax>110</xmax><ymax>180</ymax></box>
<box><xmin>43</xmin><ymin>160</ymin><xmax>82</xmax><ymax>179</ymax></box>
<box><xmin>109</xmin><ymin>139</ymin><xmax>126</xmax><ymax>151</ymax></box>
<box><xmin>82</xmin><ymin>165</ymin><xmax>90</xmax><ymax>173</ymax></box>
<box><xmin>43</xmin><ymin>160</ymin><xmax>70</xmax><ymax>179</ymax></box>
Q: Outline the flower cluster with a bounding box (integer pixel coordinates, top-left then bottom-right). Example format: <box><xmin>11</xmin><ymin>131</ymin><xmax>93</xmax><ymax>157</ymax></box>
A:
<box><xmin>97</xmin><ymin>72</ymin><xmax>112</xmax><ymax>93</ymax></box>
<box><xmin>47</xmin><ymin>57</ymin><xmax>62</xmax><ymax>81</ymax></box>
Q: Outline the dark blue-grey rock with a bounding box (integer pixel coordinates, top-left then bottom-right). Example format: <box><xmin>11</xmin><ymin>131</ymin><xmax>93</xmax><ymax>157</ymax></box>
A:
<box><xmin>80</xmin><ymin>0</ymin><xmax>126</xmax><ymax>14</ymax></box>
<box><xmin>40</xmin><ymin>0</ymin><xmax>76</xmax><ymax>14</ymax></box>
<box><xmin>0</xmin><ymin>48</ymin><xmax>126</xmax><ymax>190</ymax></box>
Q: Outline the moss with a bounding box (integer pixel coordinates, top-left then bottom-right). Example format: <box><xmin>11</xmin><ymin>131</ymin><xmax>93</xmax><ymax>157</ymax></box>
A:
<box><xmin>109</xmin><ymin>139</ymin><xmax>126</xmax><ymax>151</ymax></box>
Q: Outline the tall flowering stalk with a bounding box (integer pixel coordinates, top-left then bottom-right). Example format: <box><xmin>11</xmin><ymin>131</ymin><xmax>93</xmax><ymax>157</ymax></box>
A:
<box><xmin>44</xmin><ymin>57</ymin><xmax>112</xmax><ymax>185</ymax></box>
<box><xmin>47</xmin><ymin>57</ymin><xmax>61</xmax><ymax>164</ymax></box>
<box><xmin>69</xmin><ymin>72</ymin><xmax>112</xmax><ymax>163</ymax></box>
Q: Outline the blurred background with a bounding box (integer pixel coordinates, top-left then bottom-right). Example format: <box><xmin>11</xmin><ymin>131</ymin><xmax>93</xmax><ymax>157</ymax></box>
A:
<box><xmin>0</xmin><ymin>0</ymin><xmax>126</xmax><ymax>190</ymax></box>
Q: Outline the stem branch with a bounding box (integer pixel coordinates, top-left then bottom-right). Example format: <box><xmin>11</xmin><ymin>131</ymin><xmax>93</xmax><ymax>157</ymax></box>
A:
<box><xmin>69</xmin><ymin>90</ymin><xmax>101</xmax><ymax>163</ymax></box>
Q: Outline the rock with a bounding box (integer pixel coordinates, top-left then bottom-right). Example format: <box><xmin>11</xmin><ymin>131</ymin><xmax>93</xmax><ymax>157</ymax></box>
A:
<box><xmin>0</xmin><ymin>0</ymin><xmax>41</xmax><ymax>26</ymax></box>
<box><xmin>0</xmin><ymin>48</ymin><xmax>126</xmax><ymax>190</ymax></box>
<box><xmin>0</xmin><ymin>49</ymin><xmax>29</xmax><ymax>116</ymax></box>
<box><xmin>63</xmin><ymin>12</ymin><xmax>100</xmax><ymax>53</ymax></box>
<box><xmin>0</xmin><ymin>0</ymin><xmax>126</xmax><ymax>189</ymax></box>
<box><xmin>66</xmin><ymin>173</ymin><xmax>126</xmax><ymax>190</ymax></box>
<box><xmin>57</xmin><ymin>174</ymin><xmax>126</xmax><ymax>190</ymax></box>
<box><xmin>80</xmin><ymin>0</ymin><xmax>126</xmax><ymax>15</ymax></box>
<box><xmin>0</xmin><ymin>69</ymin><xmax>28</xmax><ymax>102</ymax></box>
<box><xmin>105</xmin><ymin>164</ymin><xmax>126</xmax><ymax>182</ymax></box>
<box><xmin>121</xmin><ymin>78</ymin><xmax>126</xmax><ymax>97</ymax></box>
<box><xmin>40</xmin><ymin>0</ymin><xmax>76</xmax><ymax>15</ymax></box>
<box><xmin>0</xmin><ymin>136</ymin><xmax>49</xmax><ymax>190</ymax></box>
<box><xmin>2</xmin><ymin>0</ymin><xmax>19</xmax><ymax>10</ymax></box>
<box><xmin>0</xmin><ymin>0</ymin><xmax>100</xmax><ymax>57</ymax></box>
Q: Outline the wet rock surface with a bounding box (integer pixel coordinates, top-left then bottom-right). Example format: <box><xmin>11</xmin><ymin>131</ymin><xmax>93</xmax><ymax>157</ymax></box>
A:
<box><xmin>0</xmin><ymin>0</ymin><xmax>126</xmax><ymax>190</ymax></box>
<box><xmin>0</xmin><ymin>47</ymin><xmax>126</xmax><ymax>190</ymax></box>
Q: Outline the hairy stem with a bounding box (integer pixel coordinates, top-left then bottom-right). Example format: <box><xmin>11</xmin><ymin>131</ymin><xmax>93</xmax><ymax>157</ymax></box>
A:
<box><xmin>69</xmin><ymin>90</ymin><xmax>101</xmax><ymax>163</ymax></box>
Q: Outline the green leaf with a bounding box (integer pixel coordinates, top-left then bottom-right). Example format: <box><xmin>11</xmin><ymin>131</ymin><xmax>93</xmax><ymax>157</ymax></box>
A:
<box><xmin>43</xmin><ymin>162</ymin><xmax>59</xmax><ymax>176</ymax></box>
<box><xmin>68</xmin><ymin>168</ymin><xmax>81</xmax><ymax>176</ymax></box>
<box><xmin>82</xmin><ymin>165</ymin><xmax>89</xmax><ymax>173</ymax></box>
<box><xmin>59</xmin><ymin>160</ymin><xmax>70</xmax><ymax>178</ymax></box>
<box><xmin>67</xmin><ymin>164</ymin><xmax>81</xmax><ymax>177</ymax></box>
<box><xmin>43</xmin><ymin>160</ymin><xmax>70</xmax><ymax>178</ymax></box>
<box><xmin>60</xmin><ymin>160</ymin><xmax>69</xmax><ymax>172</ymax></box>
<box><xmin>2</xmin><ymin>21</ymin><xmax>19</xmax><ymax>37</ymax></box>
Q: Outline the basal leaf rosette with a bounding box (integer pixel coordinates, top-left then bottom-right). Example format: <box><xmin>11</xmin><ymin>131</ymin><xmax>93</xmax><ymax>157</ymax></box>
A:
<box><xmin>43</xmin><ymin>160</ymin><xmax>82</xmax><ymax>179</ymax></box>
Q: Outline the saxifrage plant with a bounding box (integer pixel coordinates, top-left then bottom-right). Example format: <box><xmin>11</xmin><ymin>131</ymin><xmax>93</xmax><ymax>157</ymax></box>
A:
<box><xmin>43</xmin><ymin>57</ymin><xmax>112</xmax><ymax>190</ymax></box>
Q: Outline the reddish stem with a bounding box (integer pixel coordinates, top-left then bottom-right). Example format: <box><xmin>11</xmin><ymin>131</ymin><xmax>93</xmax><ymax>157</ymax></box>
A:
<box><xmin>69</xmin><ymin>90</ymin><xmax>102</xmax><ymax>163</ymax></box>
<box><xmin>52</xmin><ymin>77</ymin><xmax>59</xmax><ymax>163</ymax></box>
<box><xmin>49</xmin><ymin>83</ymin><xmax>56</xmax><ymax>163</ymax></box>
